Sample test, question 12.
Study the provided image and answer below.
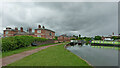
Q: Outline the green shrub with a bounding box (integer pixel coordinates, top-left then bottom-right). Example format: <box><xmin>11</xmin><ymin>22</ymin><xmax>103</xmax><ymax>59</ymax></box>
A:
<box><xmin>70</xmin><ymin>38</ymin><xmax>76</xmax><ymax>40</ymax></box>
<box><xmin>34</xmin><ymin>37</ymin><xmax>47</xmax><ymax>42</ymax></box>
<box><xmin>2</xmin><ymin>36</ymin><xmax>47</xmax><ymax>52</ymax></box>
<box><xmin>53</xmin><ymin>36</ymin><xmax>58</xmax><ymax>40</ymax></box>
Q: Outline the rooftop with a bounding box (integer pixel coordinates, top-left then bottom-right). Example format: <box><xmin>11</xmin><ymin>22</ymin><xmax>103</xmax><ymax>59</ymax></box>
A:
<box><xmin>35</xmin><ymin>28</ymin><xmax>55</xmax><ymax>33</ymax></box>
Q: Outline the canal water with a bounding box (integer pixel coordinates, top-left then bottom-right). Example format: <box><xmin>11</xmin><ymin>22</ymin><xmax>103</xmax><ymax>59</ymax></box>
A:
<box><xmin>66</xmin><ymin>44</ymin><xmax>119</xmax><ymax>66</ymax></box>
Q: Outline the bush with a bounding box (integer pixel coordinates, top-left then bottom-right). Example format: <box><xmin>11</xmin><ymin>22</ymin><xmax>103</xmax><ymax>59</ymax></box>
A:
<box><xmin>2</xmin><ymin>36</ymin><xmax>47</xmax><ymax>52</ymax></box>
<box><xmin>53</xmin><ymin>36</ymin><xmax>58</xmax><ymax>40</ymax></box>
<box><xmin>94</xmin><ymin>36</ymin><xmax>102</xmax><ymax>40</ymax></box>
<box><xmin>70</xmin><ymin>38</ymin><xmax>76</xmax><ymax>40</ymax></box>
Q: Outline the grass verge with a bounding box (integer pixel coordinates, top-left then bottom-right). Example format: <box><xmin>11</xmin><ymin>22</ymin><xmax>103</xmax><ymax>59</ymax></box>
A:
<box><xmin>7</xmin><ymin>44</ymin><xmax>91</xmax><ymax>66</ymax></box>
<box><xmin>1</xmin><ymin>43</ymin><xmax>59</xmax><ymax>58</ymax></box>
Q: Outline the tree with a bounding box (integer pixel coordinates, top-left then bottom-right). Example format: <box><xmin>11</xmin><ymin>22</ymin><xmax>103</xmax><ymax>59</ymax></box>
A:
<box><xmin>112</xmin><ymin>36</ymin><xmax>120</xmax><ymax>40</ymax></box>
<box><xmin>73</xmin><ymin>35</ymin><xmax>76</xmax><ymax>37</ymax></box>
<box><xmin>76</xmin><ymin>36</ymin><xmax>78</xmax><ymax>39</ymax></box>
<box><xmin>83</xmin><ymin>37</ymin><xmax>86</xmax><ymax>39</ymax></box>
<box><xmin>78</xmin><ymin>34</ymin><xmax>81</xmax><ymax>39</ymax></box>
<box><xmin>70</xmin><ymin>38</ymin><xmax>76</xmax><ymax>40</ymax></box>
<box><xmin>94</xmin><ymin>36</ymin><xmax>102</xmax><ymax>40</ymax></box>
<box><xmin>54</xmin><ymin>36</ymin><xmax>58</xmax><ymax>40</ymax></box>
<box><xmin>73</xmin><ymin>35</ymin><xmax>78</xmax><ymax>39</ymax></box>
<box><xmin>79</xmin><ymin>34</ymin><xmax>81</xmax><ymax>38</ymax></box>
<box><xmin>85</xmin><ymin>37</ymin><xmax>92</xmax><ymax>44</ymax></box>
<box><xmin>85</xmin><ymin>37</ymin><xmax>92</xmax><ymax>41</ymax></box>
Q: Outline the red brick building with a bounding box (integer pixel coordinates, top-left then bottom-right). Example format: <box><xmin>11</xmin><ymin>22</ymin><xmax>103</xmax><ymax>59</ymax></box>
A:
<box><xmin>57</xmin><ymin>34</ymin><xmax>74</xmax><ymax>42</ymax></box>
<box><xmin>3</xmin><ymin>25</ymin><xmax>55</xmax><ymax>39</ymax></box>
<box><xmin>34</xmin><ymin>25</ymin><xmax>55</xmax><ymax>39</ymax></box>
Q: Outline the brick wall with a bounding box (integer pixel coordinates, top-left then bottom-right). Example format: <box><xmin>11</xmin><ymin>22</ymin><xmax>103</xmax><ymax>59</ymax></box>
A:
<box><xmin>35</xmin><ymin>29</ymin><xmax>55</xmax><ymax>39</ymax></box>
<box><xmin>4</xmin><ymin>30</ymin><xmax>17</xmax><ymax>37</ymax></box>
<box><xmin>34</xmin><ymin>39</ymin><xmax>55</xmax><ymax>45</ymax></box>
<box><xmin>58</xmin><ymin>35</ymin><xmax>71</xmax><ymax>42</ymax></box>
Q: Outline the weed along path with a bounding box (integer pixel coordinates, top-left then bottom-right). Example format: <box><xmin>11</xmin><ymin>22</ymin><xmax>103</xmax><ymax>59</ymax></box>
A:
<box><xmin>1</xmin><ymin>43</ymin><xmax>63</xmax><ymax>66</ymax></box>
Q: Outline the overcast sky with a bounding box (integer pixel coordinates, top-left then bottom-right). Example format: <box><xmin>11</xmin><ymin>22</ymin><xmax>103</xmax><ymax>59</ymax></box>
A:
<box><xmin>0</xmin><ymin>2</ymin><xmax>118</xmax><ymax>37</ymax></box>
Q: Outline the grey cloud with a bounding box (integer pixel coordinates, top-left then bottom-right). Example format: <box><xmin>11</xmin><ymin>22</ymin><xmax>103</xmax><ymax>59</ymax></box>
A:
<box><xmin>1</xmin><ymin>2</ymin><xmax>118</xmax><ymax>36</ymax></box>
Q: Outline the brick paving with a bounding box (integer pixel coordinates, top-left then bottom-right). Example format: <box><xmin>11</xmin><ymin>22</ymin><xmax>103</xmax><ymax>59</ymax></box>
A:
<box><xmin>1</xmin><ymin>43</ymin><xmax>63</xmax><ymax>66</ymax></box>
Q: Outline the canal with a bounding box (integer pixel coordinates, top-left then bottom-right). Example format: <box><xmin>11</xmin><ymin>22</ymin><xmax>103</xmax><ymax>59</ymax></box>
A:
<box><xmin>66</xmin><ymin>44</ymin><xmax>119</xmax><ymax>66</ymax></box>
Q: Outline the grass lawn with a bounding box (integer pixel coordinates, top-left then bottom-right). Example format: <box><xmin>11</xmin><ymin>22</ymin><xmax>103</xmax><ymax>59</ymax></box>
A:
<box><xmin>1</xmin><ymin>43</ymin><xmax>59</xmax><ymax>58</ymax></box>
<box><xmin>91</xmin><ymin>46</ymin><xmax>120</xmax><ymax>50</ymax></box>
<box><xmin>8</xmin><ymin>44</ymin><xmax>91</xmax><ymax>66</ymax></box>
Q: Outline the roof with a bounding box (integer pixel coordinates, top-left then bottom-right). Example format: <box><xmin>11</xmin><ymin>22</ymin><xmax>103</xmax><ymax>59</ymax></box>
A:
<box><xmin>58</xmin><ymin>34</ymin><xmax>73</xmax><ymax>37</ymax></box>
<box><xmin>4</xmin><ymin>29</ymin><xmax>18</xmax><ymax>32</ymax></box>
<box><xmin>4</xmin><ymin>28</ymin><xmax>34</xmax><ymax>35</ymax></box>
<box><xmin>35</xmin><ymin>28</ymin><xmax>55</xmax><ymax>33</ymax></box>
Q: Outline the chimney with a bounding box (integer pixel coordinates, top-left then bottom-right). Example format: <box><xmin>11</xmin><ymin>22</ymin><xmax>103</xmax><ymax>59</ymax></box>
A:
<box><xmin>112</xmin><ymin>32</ymin><xmax>114</xmax><ymax>35</ymax></box>
<box><xmin>28</xmin><ymin>28</ymin><xmax>32</xmax><ymax>33</ymax></box>
<box><xmin>6</xmin><ymin>27</ymin><xmax>11</xmax><ymax>30</ymax></box>
<box><xmin>43</xmin><ymin>26</ymin><xmax>45</xmax><ymax>29</ymax></box>
<box><xmin>38</xmin><ymin>25</ymin><xmax>41</xmax><ymax>28</ymax></box>
<box><xmin>15</xmin><ymin>27</ymin><xmax>18</xmax><ymax>31</ymax></box>
<box><xmin>20</xmin><ymin>27</ymin><xmax>23</xmax><ymax>32</ymax></box>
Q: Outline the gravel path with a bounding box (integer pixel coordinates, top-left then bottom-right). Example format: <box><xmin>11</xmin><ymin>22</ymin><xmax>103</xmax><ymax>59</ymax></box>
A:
<box><xmin>1</xmin><ymin>43</ymin><xmax>62</xmax><ymax>66</ymax></box>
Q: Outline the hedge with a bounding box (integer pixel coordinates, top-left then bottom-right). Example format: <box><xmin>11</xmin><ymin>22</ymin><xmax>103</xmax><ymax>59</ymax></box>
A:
<box><xmin>2</xmin><ymin>36</ymin><xmax>47</xmax><ymax>52</ymax></box>
<box><xmin>0</xmin><ymin>38</ymin><xmax>1</xmax><ymax>51</ymax></box>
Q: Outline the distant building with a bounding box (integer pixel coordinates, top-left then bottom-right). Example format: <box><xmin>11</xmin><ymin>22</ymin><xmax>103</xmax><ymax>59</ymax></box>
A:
<box><xmin>102</xmin><ymin>36</ymin><xmax>113</xmax><ymax>41</ymax></box>
<box><xmin>102</xmin><ymin>32</ymin><xmax>120</xmax><ymax>41</ymax></box>
<box><xmin>3</xmin><ymin>25</ymin><xmax>55</xmax><ymax>39</ymax></box>
<box><xmin>58</xmin><ymin>34</ymin><xmax>75</xmax><ymax>42</ymax></box>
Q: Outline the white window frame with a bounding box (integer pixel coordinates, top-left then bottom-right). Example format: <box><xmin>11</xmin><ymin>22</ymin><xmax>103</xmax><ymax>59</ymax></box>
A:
<box><xmin>5</xmin><ymin>31</ymin><xmax>8</xmax><ymax>34</ymax></box>
<box><xmin>37</xmin><ymin>30</ymin><xmax>41</xmax><ymax>33</ymax></box>
<box><xmin>49</xmin><ymin>33</ymin><xmax>52</xmax><ymax>36</ymax></box>
<box><xmin>37</xmin><ymin>35</ymin><xmax>41</xmax><ymax>37</ymax></box>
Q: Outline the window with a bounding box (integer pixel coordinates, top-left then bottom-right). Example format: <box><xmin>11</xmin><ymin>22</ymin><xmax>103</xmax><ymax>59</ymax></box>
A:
<box><xmin>37</xmin><ymin>30</ymin><xmax>41</xmax><ymax>33</ymax></box>
<box><xmin>5</xmin><ymin>31</ymin><xmax>8</xmax><ymax>34</ymax></box>
<box><xmin>49</xmin><ymin>33</ymin><xmax>52</xmax><ymax>36</ymax></box>
<box><xmin>37</xmin><ymin>35</ymin><xmax>41</xmax><ymax>37</ymax></box>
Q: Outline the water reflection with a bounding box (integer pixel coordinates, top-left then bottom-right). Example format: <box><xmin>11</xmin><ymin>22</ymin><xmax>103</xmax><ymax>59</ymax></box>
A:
<box><xmin>66</xmin><ymin>44</ymin><xmax>91</xmax><ymax>51</ymax></box>
<box><xmin>66</xmin><ymin>44</ymin><xmax>118</xmax><ymax>66</ymax></box>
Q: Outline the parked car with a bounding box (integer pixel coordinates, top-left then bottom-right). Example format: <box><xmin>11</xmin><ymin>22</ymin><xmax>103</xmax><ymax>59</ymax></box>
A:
<box><xmin>31</xmin><ymin>43</ymin><xmax>38</xmax><ymax>46</ymax></box>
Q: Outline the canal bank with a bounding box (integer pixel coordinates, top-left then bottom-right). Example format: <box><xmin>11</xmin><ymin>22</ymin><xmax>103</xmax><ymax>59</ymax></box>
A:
<box><xmin>4</xmin><ymin>44</ymin><xmax>91</xmax><ymax>67</ymax></box>
<box><xmin>66</xmin><ymin>44</ymin><xmax>118</xmax><ymax>66</ymax></box>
